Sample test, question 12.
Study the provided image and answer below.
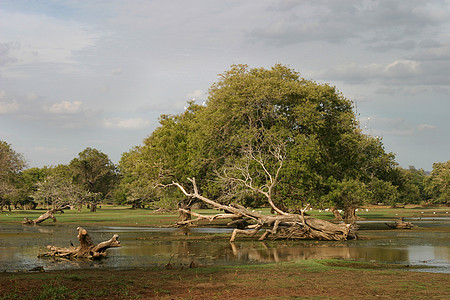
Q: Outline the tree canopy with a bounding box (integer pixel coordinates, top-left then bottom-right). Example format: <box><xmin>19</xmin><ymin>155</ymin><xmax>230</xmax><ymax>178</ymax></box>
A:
<box><xmin>425</xmin><ymin>160</ymin><xmax>449</xmax><ymax>204</ymax></box>
<box><xmin>70</xmin><ymin>148</ymin><xmax>118</xmax><ymax>211</ymax></box>
<box><xmin>120</xmin><ymin>64</ymin><xmax>400</xmax><ymax>219</ymax></box>
<box><xmin>0</xmin><ymin>140</ymin><xmax>26</xmax><ymax>211</ymax></box>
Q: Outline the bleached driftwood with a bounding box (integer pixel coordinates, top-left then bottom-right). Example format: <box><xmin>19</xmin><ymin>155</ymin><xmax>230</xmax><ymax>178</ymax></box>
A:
<box><xmin>172</xmin><ymin>178</ymin><xmax>358</xmax><ymax>242</ymax></box>
<box><xmin>38</xmin><ymin>227</ymin><xmax>120</xmax><ymax>259</ymax></box>
<box><xmin>22</xmin><ymin>206</ymin><xmax>70</xmax><ymax>225</ymax></box>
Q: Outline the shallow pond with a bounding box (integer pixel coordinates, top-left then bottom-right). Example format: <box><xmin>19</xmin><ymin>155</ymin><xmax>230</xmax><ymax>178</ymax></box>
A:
<box><xmin>0</xmin><ymin>218</ymin><xmax>449</xmax><ymax>273</ymax></box>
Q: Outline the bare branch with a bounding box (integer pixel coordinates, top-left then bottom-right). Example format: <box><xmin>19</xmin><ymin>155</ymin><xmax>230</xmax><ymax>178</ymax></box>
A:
<box><xmin>170</xmin><ymin>179</ymin><xmax>358</xmax><ymax>242</ymax></box>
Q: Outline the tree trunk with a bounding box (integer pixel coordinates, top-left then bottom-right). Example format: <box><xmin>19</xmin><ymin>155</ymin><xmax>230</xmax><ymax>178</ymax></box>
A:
<box><xmin>39</xmin><ymin>227</ymin><xmax>120</xmax><ymax>259</ymax></box>
<box><xmin>331</xmin><ymin>207</ymin><xmax>343</xmax><ymax>221</ymax></box>
<box><xmin>22</xmin><ymin>206</ymin><xmax>69</xmax><ymax>225</ymax></box>
<box><xmin>177</xmin><ymin>201</ymin><xmax>191</xmax><ymax>223</ymax></box>
<box><xmin>344</xmin><ymin>207</ymin><xmax>357</xmax><ymax>224</ymax></box>
<box><xmin>90</xmin><ymin>203</ymin><xmax>97</xmax><ymax>212</ymax></box>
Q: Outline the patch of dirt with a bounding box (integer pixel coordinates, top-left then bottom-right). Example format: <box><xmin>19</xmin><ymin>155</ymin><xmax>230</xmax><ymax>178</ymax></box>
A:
<box><xmin>1</xmin><ymin>262</ymin><xmax>449</xmax><ymax>299</ymax></box>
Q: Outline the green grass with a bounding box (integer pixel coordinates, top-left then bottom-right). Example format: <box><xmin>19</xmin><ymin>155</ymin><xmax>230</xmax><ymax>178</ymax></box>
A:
<box><xmin>1</xmin><ymin>205</ymin><xmax>448</xmax><ymax>227</ymax></box>
<box><xmin>0</xmin><ymin>205</ymin><xmax>179</xmax><ymax>227</ymax></box>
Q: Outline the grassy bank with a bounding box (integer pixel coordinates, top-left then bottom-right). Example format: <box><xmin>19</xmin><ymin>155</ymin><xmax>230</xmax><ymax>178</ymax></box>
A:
<box><xmin>1</xmin><ymin>205</ymin><xmax>448</xmax><ymax>227</ymax></box>
<box><xmin>1</xmin><ymin>259</ymin><xmax>449</xmax><ymax>299</ymax></box>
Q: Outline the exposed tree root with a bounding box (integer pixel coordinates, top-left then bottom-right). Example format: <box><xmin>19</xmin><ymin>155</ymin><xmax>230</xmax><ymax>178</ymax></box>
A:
<box><xmin>38</xmin><ymin>227</ymin><xmax>120</xmax><ymax>259</ymax></box>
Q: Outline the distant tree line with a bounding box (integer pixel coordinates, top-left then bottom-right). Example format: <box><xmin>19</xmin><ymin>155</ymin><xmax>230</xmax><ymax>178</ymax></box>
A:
<box><xmin>1</xmin><ymin>65</ymin><xmax>448</xmax><ymax>215</ymax></box>
<box><xmin>1</xmin><ymin>144</ymin><xmax>118</xmax><ymax>212</ymax></box>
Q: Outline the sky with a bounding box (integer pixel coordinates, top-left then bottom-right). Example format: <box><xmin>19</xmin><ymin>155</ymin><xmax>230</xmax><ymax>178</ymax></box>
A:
<box><xmin>0</xmin><ymin>0</ymin><xmax>449</xmax><ymax>171</ymax></box>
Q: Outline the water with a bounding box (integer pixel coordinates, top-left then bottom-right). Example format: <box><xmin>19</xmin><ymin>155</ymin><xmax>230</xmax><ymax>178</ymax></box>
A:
<box><xmin>0</xmin><ymin>218</ymin><xmax>449</xmax><ymax>273</ymax></box>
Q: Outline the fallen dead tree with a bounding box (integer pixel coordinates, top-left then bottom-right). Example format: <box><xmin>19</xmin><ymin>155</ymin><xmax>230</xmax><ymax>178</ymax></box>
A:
<box><xmin>22</xmin><ymin>205</ymin><xmax>70</xmax><ymax>225</ymax></box>
<box><xmin>385</xmin><ymin>217</ymin><xmax>415</xmax><ymax>229</ymax></box>
<box><xmin>38</xmin><ymin>227</ymin><xmax>120</xmax><ymax>259</ymax></box>
<box><xmin>172</xmin><ymin>178</ymin><xmax>358</xmax><ymax>242</ymax></box>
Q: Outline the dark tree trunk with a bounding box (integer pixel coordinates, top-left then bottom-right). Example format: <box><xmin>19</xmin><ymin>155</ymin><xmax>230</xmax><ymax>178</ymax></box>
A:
<box><xmin>90</xmin><ymin>203</ymin><xmax>97</xmax><ymax>212</ymax></box>
<box><xmin>178</xmin><ymin>201</ymin><xmax>191</xmax><ymax>222</ymax></box>
<box><xmin>344</xmin><ymin>207</ymin><xmax>357</xmax><ymax>224</ymax></box>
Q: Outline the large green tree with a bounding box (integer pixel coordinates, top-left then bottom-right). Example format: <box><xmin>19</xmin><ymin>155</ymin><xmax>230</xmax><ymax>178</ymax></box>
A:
<box><xmin>70</xmin><ymin>148</ymin><xmax>118</xmax><ymax>211</ymax></box>
<box><xmin>121</xmin><ymin>64</ymin><xmax>398</xmax><ymax>219</ymax></box>
<box><xmin>425</xmin><ymin>160</ymin><xmax>449</xmax><ymax>204</ymax></box>
<box><xmin>13</xmin><ymin>167</ymin><xmax>46</xmax><ymax>209</ymax></box>
<box><xmin>391</xmin><ymin>166</ymin><xmax>427</xmax><ymax>205</ymax></box>
<box><xmin>0</xmin><ymin>140</ymin><xmax>26</xmax><ymax>211</ymax></box>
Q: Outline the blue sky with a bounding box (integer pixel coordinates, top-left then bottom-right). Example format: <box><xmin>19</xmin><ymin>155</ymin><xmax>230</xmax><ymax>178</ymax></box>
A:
<box><xmin>1</xmin><ymin>0</ymin><xmax>449</xmax><ymax>171</ymax></box>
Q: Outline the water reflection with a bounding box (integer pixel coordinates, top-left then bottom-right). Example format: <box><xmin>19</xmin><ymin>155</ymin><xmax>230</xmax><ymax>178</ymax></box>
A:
<box><xmin>0</xmin><ymin>221</ymin><xmax>449</xmax><ymax>273</ymax></box>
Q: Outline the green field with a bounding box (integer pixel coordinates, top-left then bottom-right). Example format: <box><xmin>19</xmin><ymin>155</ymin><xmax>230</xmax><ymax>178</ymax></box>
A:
<box><xmin>1</xmin><ymin>205</ymin><xmax>448</xmax><ymax>227</ymax></box>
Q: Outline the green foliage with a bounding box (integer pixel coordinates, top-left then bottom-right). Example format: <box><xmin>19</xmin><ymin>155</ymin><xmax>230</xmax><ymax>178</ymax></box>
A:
<box><xmin>69</xmin><ymin>148</ymin><xmax>118</xmax><ymax>207</ymax></box>
<box><xmin>0</xmin><ymin>141</ymin><xmax>26</xmax><ymax>210</ymax></box>
<box><xmin>32</xmin><ymin>171</ymin><xmax>87</xmax><ymax>210</ymax></box>
<box><xmin>327</xmin><ymin>178</ymin><xmax>369</xmax><ymax>209</ymax></box>
<box><xmin>425</xmin><ymin>160</ymin><xmax>449</xmax><ymax>204</ymax></box>
<box><xmin>120</xmin><ymin>64</ymin><xmax>399</xmax><ymax>211</ymax></box>
<box><xmin>393</xmin><ymin>166</ymin><xmax>427</xmax><ymax>204</ymax></box>
<box><xmin>367</xmin><ymin>177</ymin><xmax>399</xmax><ymax>206</ymax></box>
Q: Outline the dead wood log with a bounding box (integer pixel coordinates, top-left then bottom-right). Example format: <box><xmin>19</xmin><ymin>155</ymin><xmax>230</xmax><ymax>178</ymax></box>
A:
<box><xmin>385</xmin><ymin>217</ymin><xmax>415</xmax><ymax>229</ymax></box>
<box><xmin>38</xmin><ymin>227</ymin><xmax>120</xmax><ymax>259</ymax></box>
<box><xmin>172</xmin><ymin>178</ymin><xmax>358</xmax><ymax>242</ymax></box>
<box><xmin>22</xmin><ymin>205</ymin><xmax>70</xmax><ymax>225</ymax></box>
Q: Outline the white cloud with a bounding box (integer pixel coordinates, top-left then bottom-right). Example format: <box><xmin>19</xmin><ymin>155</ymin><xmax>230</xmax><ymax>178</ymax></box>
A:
<box><xmin>418</xmin><ymin>124</ymin><xmax>436</xmax><ymax>131</ymax></box>
<box><xmin>0</xmin><ymin>8</ymin><xmax>101</xmax><ymax>74</ymax></box>
<box><xmin>0</xmin><ymin>100</ymin><xmax>19</xmax><ymax>114</ymax></box>
<box><xmin>385</xmin><ymin>60</ymin><xmax>420</xmax><ymax>76</ymax></box>
<box><xmin>47</xmin><ymin>101</ymin><xmax>83</xmax><ymax>114</ymax></box>
<box><xmin>186</xmin><ymin>89</ymin><xmax>206</xmax><ymax>101</ymax></box>
<box><xmin>102</xmin><ymin>117</ymin><xmax>150</xmax><ymax>130</ymax></box>
<box><xmin>320</xmin><ymin>57</ymin><xmax>450</xmax><ymax>86</ymax></box>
